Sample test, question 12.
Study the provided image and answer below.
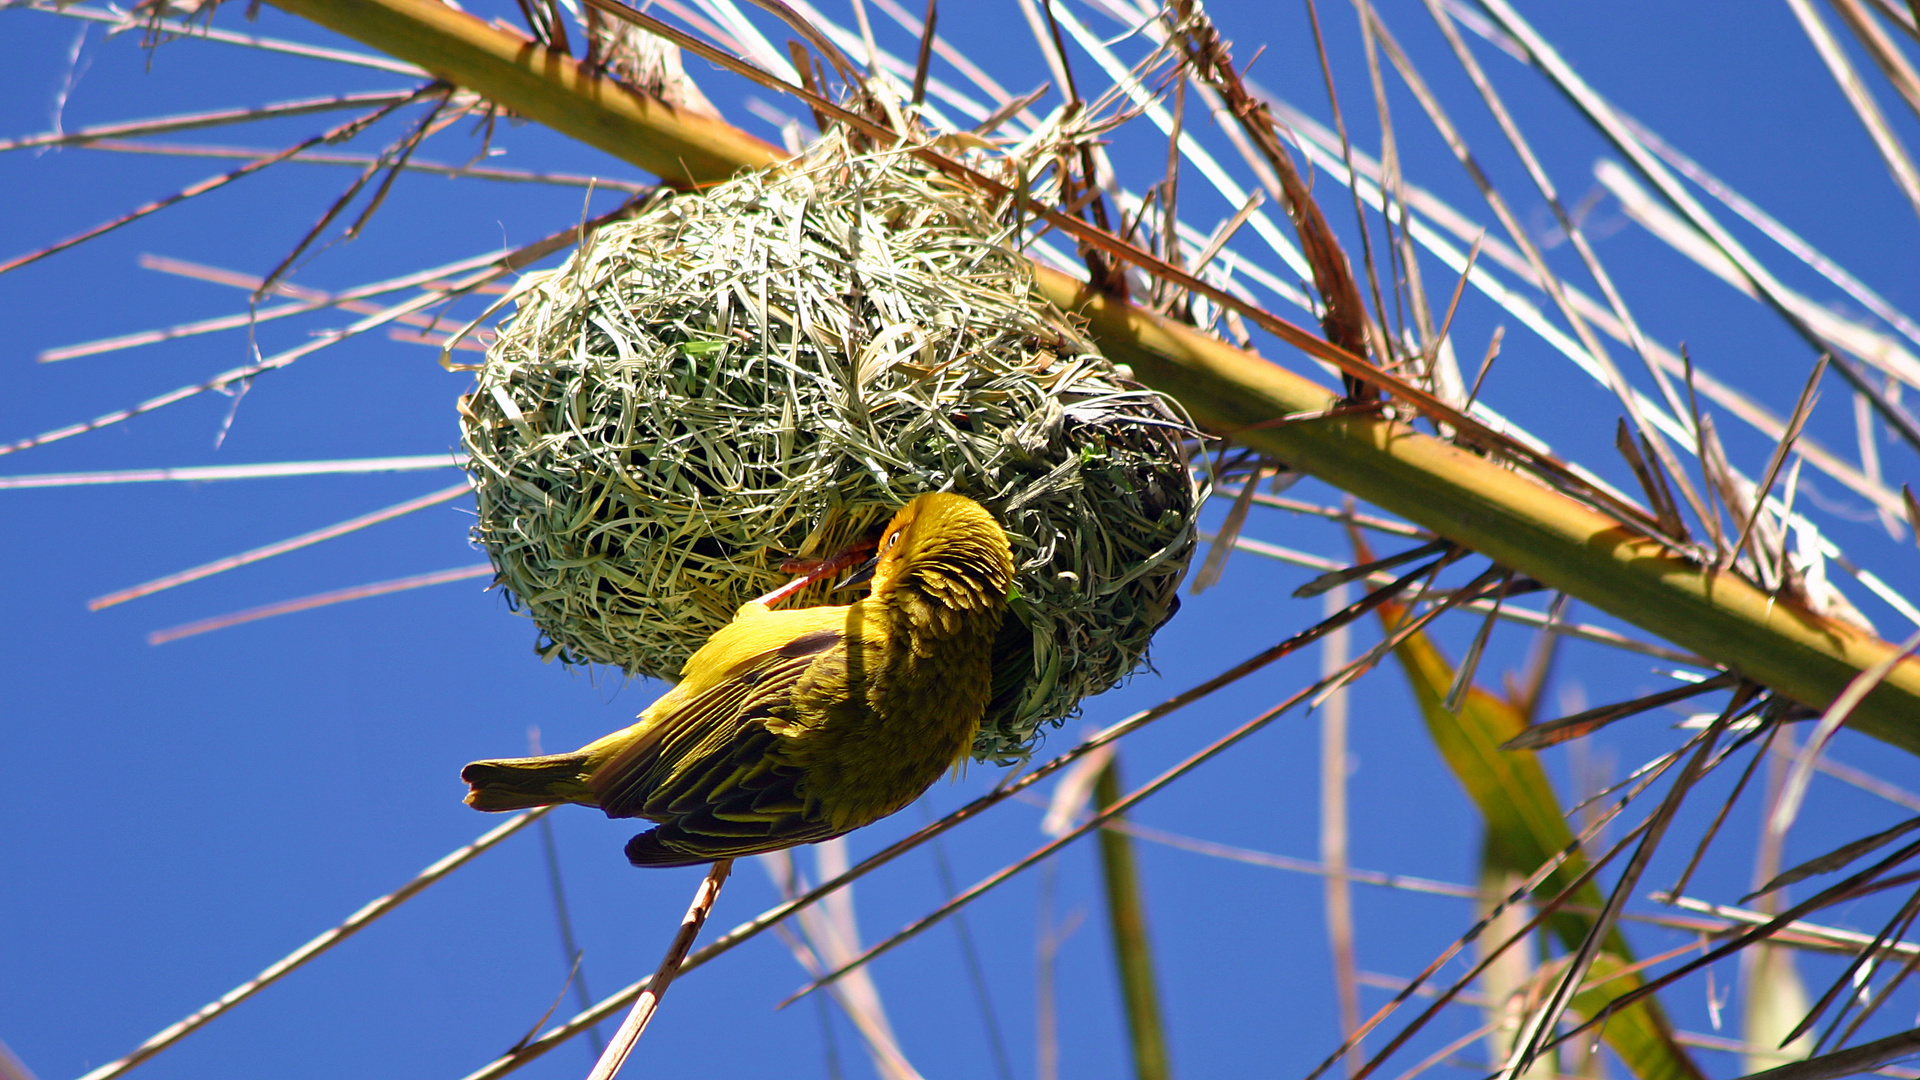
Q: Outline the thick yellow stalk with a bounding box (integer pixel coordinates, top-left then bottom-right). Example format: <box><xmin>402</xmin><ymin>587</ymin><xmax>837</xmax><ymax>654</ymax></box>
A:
<box><xmin>1047</xmin><ymin>280</ymin><xmax>1920</xmax><ymax>752</ymax></box>
<box><xmin>268</xmin><ymin>0</ymin><xmax>783</xmax><ymax>183</ymax></box>
<box><xmin>266</xmin><ymin>0</ymin><xmax>1920</xmax><ymax>749</ymax></box>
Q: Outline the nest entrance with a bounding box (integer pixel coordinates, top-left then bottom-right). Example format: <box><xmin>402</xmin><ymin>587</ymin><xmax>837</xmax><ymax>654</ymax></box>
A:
<box><xmin>462</xmin><ymin>135</ymin><xmax>1202</xmax><ymax>759</ymax></box>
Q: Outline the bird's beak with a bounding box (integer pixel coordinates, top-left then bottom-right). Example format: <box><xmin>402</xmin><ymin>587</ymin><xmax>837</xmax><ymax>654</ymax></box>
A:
<box><xmin>834</xmin><ymin>555</ymin><xmax>879</xmax><ymax>590</ymax></box>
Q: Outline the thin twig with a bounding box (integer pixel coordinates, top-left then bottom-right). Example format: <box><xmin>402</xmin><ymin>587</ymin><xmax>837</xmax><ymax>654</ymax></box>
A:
<box><xmin>1322</xmin><ymin>581</ymin><xmax>1363</xmax><ymax>1074</ymax></box>
<box><xmin>1735</xmin><ymin>1026</ymin><xmax>1920</xmax><ymax>1080</ymax></box>
<box><xmin>73</xmin><ymin>810</ymin><xmax>550</xmax><ymax>1080</ymax></box>
<box><xmin>1503</xmin><ymin>698</ymin><xmax>1741</xmax><ymax>1079</ymax></box>
<box><xmin>1728</xmin><ymin>356</ymin><xmax>1828</xmax><ymax>572</ymax></box>
<box><xmin>1770</xmin><ymin>626</ymin><xmax>1920</xmax><ymax>841</ymax></box>
<box><xmin>532</xmin><ymin>768</ymin><xmax>604</xmax><ymax>1058</ymax></box>
<box><xmin>0</xmin><ymin>87</ymin><xmax>438</xmax><ymax>277</ymax></box>
<box><xmin>30</xmin><ymin>2</ymin><xmax>430</xmax><ymax>75</ymax></box>
<box><xmin>585</xmin><ymin>859</ymin><xmax>734</xmax><ymax>1080</ymax></box>
<box><xmin>0</xmin><ymin>89</ymin><xmax>429</xmax><ymax>152</ymax></box>
<box><xmin>74</xmin><ymin>139</ymin><xmax>649</xmax><ymax>191</ymax></box>
<box><xmin>1786</xmin><ymin>0</ymin><xmax>1920</xmax><ymax>223</ymax></box>
<box><xmin>147</xmin><ymin>565</ymin><xmax>494</xmax><ymax>645</ymax></box>
<box><xmin>1476</xmin><ymin>0</ymin><xmax>1920</xmax><ymax>454</ymax></box>
<box><xmin>0</xmin><ymin>453</ymin><xmax>461</xmax><ymax>489</ymax></box>
<box><xmin>91</xmin><ymin>481</ymin><xmax>472</xmax><ymax>610</ymax></box>
<box><xmin>1</xmin><ymin>195</ymin><xmax>645</xmax><ymax>458</ymax></box>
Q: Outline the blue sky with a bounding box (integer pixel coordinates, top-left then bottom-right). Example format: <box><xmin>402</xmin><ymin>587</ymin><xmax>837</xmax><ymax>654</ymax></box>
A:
<box><xmin>5</xmin><ymin>4</ymin><xmax>1920</xmax><ymax>1080</ymax></box>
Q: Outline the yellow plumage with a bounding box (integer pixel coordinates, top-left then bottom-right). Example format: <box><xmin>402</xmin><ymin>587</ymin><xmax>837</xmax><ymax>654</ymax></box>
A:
<box><xmin>461</xmin><ymin>492</ymin><xmax>1015</xmax><ymax>867</ymax></box>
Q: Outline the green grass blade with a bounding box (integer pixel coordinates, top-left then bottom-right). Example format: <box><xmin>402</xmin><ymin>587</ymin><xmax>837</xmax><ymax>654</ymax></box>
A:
<box><xmin>1095</xmin><ymin>756</ymin><xmax>1173</xmax><ymax>1080</ymax></box>
<box><xmin>1384</xmin><ymin>606</ymin><xmax>1702</xmax><ymax>1080</ymax></box>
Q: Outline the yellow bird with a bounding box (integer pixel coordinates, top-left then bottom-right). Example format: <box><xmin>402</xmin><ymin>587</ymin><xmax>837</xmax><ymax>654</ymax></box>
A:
<box><xmin>461</xmin><ymin>492</ymin><xmax>1015</xmax><ymax>867</ymax></box>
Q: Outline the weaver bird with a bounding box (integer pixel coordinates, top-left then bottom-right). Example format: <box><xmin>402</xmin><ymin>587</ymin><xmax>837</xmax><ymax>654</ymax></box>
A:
<box><xmin>462</xmin><ymin>492</ymin><xmax>1015</xmax><ymax>867</ymax></box>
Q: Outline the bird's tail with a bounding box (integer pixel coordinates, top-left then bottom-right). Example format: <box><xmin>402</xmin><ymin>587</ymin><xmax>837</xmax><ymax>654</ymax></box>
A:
<box><xmin>461</xmin><ymin>752</ymin><xmax>598</xmax><ymax>811</ymax></box>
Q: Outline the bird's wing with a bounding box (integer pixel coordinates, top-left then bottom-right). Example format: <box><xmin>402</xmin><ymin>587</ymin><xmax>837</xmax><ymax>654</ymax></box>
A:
<box><xmin>587</xmin><ymin>627</ymin><xmax>844</xmax><ymax>853</ymax></box>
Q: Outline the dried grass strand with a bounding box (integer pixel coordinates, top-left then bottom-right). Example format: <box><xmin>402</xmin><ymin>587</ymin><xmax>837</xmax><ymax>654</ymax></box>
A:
<box><xmin>584</xmin><ymin>858</ymin><xmax>732</xmax><ymax>1080</ymax></box>
<box><xmin>72</xmin><ymin>808</ymin><xmax>550</xmax><ymax>1080</ymax></box>
<box><xmin>90</xmin><ymin>481</ymin><xmax>472</xmax><ymax>610</ymax></box>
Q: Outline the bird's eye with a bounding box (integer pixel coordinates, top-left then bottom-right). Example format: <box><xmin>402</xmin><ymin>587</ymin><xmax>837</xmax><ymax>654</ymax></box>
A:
<box><xmin>883</xmin><ymin>531</ymin><xmax>901</xmax><ymax>550</ymax></box>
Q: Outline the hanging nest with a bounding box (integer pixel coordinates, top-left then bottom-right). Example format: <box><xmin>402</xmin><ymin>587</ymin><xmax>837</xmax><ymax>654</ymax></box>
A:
<box><xmin>460</xmin><ymin>133</ymin><xmax>1202</xmax><ymax>760</ymax></box>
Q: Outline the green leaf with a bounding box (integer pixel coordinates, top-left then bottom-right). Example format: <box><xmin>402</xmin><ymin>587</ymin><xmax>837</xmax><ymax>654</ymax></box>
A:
<box><xmin>1386</xmin><ymin>608</ymin><xmax>1704</xmax><ymax>1080</ymax></box>
<box><xmin>1094</xmin><ymin>756</ymin><xmax>1173</xmax><ymax>1080</ymax></box>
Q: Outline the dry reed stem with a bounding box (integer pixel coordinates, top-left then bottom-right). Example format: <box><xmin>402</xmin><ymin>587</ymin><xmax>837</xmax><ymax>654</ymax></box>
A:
<box><xmin>0</xmin><ymin>88</ymin><xmax>430</xmax><ymax>152</ymax></box>
<box><xmin>585</xmin><ymin>859</ymin><xmax>732</xmax><ymax>1080</ymax></box>
<box><xmin>1418</xmin><ymin>0</ymin><xmax>1709</xmax><ymax>531</ymax></box>
<box><xmin>808</xmin><ymin>839</ymin><xmax>926</xmax><ymax>1080</ymax></box>
<box><xmin>1283</xmin><ymin>102</ymin><xmax>1902</xmax><ymax>521</ymax></box>
<box><xmin>1071</xmin><ymin>816</ymin><xmax>1913</xmax><ymax>946</ymax></box>
<box><xmin>1728</xmin><ymin>358</ymin><xmax>1829</xmax><ymax>575</ymax></box>
<box><xmin>1263</xmin><ymin>77</ymin><xmax>1911</xmax><ymax>559</ymax></box>
<box><xmin>3</xmin><ymin>278</ymin><xmax>466</xmax><ymax>455</ymax></box>
<box><xmin>1675</xmin><ymin>1029</ymin><xmax>1918</xmax><ymax>1080</ymax></box>
<box><xmin>1829</xmin><ymin>909</ymin><xmax>1920</xmax><ymax>1052</ymax></box>
<box><xmin>73</xmin><ymin>808</ymin><xmax>550</xmax><ymax>1080</ymax></box>
<box><xmin>1598</xmin><ymin>160</ymin><xmax>1920</xmax><ymax>400</ymax></box>
<box><xmin>29</xmin><ymin>1</ymin><xmax>429</xmax><ymax>74</ymax></box>
<box><xmin>1507</xmin><ymin>674</ymin><xmax>1741</xmax><ymax>754</ymax></box>
<box><xmin>1321</xmin><ymin>582</ymin><xmax>1363</xmax><ymax>1075</ymax></box>
<box><xmin>1477</xmin><ymin>0</ymin><xmax>1920</xmax><ymax>454</ymax></box>
<box><xmin>1772</xmin><ymin>625</ymin><xmax>1920</xmax><ymax>840</ymax></box>
<box><xmin>1735</xmin><ymin>1028</ymin><xmax>1920</xmax><ymax>1080</ymax></box>
<box><xmin>1607</xmin><ymin>101</ymin><xmax>1920</xmax><ymax>352</ymax></box>
<box><xmin>1768</xmin><ymin>728</ymin><xmax>1920</xmax><ymax>813</ymax></box>
<box><xmin>1540</xmin><ymin>835</ymin><xmax>1920</xmax><ymax>1065</ymax></box>
<box><xmin>1</xmin><ymin>194</ymin><xmax>642</xmax><ymax>457</ymax></box>
<box><xmin>146</xmin><ymin>563</ymin><xmax>493</xmax><ymax>644</ymax></box>
<box><xmin>1316</xmin><ymin>711</ymin><xmax>1769</xmax><ymax>1080</ymax></box>
<box><xmin>1053</xmin><ymin>812</ymin><xmax>1903</xmax><ymax>957</ymax></box>
<box><xmin>1501</xmin><ymin>702</ymin><xmax>1741</xmax><ymax>1080</ymax></box>
<box><xmin>75</xmin><ymin>138</ymin><xmax>652</xmax><ymax>192</ymax></box>
<box><xmin>254</xmin><ymin>87</ymin><xmax>463</xmax><ymax>298</ymax></box>
<box><xmin>1787</xmin><ymin>0</ymin><xmax>1920</xmax><ymax>223</ymax></box>
<box><xmin>1793</xmin><ymin>889</ymin><xmax>1920</xmax><ymax>1050</ymax></box>
<box><xmin>1225</xmin><ymin>486</ymin><xmax>1432</xmax><ymax>537</ymax></box>
<box><xmin>1362</xmin><ymin>2</ymin><xmax>1687</xmax><ymax>512</ymax></box>
<box><xmin>761</xmin><ymin>892</ymin><xmax>927</xmax><ymax>1080</ymax></box>
<box><xmin>1308</xmin><ymin>774</ymin><xmax>1671</xmax><ymax>1080</ymax></box>
<box><xmin>0</xmin><ymin>454</ymin><xmax>460</xmax><ymax>489</ymax></box>
<box><xmin>90</xmin><ymin>481</ymin><xmax>471</xmax><ymax>610</ymax></box>
<box><xmin>29</xmin><ymin>250</ymin><xmax>511</xmax><ymax>364</ymax></box>
<box><xmin>1660</xmin><ymin>894</ymin><xmax>1920</xmax><ymax>961</ymax></box>
<box><xmin>0</xmin><ymin>84</ymin><xmax>438</xmax><ymax>277</ymax></box>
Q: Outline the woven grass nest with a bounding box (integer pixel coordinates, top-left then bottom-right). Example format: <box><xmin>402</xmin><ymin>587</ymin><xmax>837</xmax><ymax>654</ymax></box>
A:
<box><xmin>461</xmin><ymin>135</ymin><xmax>1202</xmax><ymax>760</ymax></box>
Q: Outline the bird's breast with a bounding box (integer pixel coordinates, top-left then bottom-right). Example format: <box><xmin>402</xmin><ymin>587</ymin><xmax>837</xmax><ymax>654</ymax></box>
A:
<box><xmin>780</xmin><ymin>601</ymin><xmax>1000</xmax><ymax>831</ymax></box>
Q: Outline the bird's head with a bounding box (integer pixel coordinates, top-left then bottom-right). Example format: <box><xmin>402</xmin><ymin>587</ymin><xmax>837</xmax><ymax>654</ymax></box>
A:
<box><xmin>865</xmin><ymin>492</ymin><xmax>1014</xmax><ymax>607</ymax></box>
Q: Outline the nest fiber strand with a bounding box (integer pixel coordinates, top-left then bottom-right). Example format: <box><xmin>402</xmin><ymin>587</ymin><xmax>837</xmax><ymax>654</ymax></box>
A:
<box><xmin>463</xmin><ymin>138</ymin><xmax>1199</xmax><ymax>759</ymax></box>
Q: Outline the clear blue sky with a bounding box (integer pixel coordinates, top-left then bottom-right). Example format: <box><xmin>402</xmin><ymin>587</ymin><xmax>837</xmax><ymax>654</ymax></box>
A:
<box><xmin>5</xmin><ymin>4</ymin><xmax>1920</xmax><ymax>1080</ymax></box>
